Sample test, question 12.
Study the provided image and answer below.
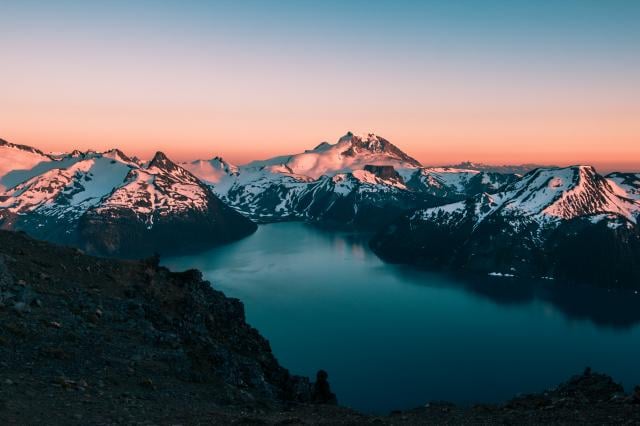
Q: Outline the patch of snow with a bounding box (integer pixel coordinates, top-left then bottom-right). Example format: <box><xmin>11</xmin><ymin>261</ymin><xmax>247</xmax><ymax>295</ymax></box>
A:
<box><xmin>488</xmin><ymin>272</ymin><xmax>515</xmax><ymax>277</ymax></box>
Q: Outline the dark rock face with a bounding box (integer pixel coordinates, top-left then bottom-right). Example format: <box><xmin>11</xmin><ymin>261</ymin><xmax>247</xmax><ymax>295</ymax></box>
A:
<box><xmin>363</xmin><ymin>165</ymin><xmax>403</xmax><ymax>182</ymax></box>
<box><xmin>546</xmin><ymin>217</ymin><xmax>640</xmax><ymax>287</ymax></box>
<box><xmin>339</xmin><ymin>132</ymin><xmax>422</xmax><ymax>167</ymax></box>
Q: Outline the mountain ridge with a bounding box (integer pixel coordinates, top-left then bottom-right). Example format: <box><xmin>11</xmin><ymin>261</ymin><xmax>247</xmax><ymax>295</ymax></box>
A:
<box><xmin>0</xmin><ymin>143</ymin><xmax>256</xmax><ymax>257</ymax></box>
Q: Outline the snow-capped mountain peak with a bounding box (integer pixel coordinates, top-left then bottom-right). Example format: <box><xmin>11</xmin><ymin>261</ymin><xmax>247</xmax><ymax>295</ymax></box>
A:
<box><xmin>243</xmin><ymin>132</ymin><xmax>422</xmax><ymax>179</ymax></box>
<box><xmin>146</xmin><ymin>151</ymin><xmax>204</xmax><ymax>185</ymax></box>
<box><xmin>180</xmin><ymin>157</ymin><xmax>239</xmax><ymax>185</ymax></box>
<box><xmin>102</xmin><ymin>148</ymin><xmax>136</xmax><ymax>164</ymax></box>
<box><xmin>337</xmin><ymin>132</ymin><xmax>421</xmax><ymax>165</ymax></box>
<box><xmin>148</xmin><ymin>151</ymin><xmax>174</xmax><ymax>170</ymax></box>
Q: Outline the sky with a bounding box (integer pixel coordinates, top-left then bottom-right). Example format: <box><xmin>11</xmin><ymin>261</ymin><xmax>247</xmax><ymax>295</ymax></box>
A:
<box><xmin>1</xmin><ymin>0</ymin><xmax>639</xmax><ymax>171</ymax></box>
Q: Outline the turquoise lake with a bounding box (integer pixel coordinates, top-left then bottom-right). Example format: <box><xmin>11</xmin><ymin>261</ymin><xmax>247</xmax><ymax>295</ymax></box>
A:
<box><xmin>163</xmin><ymin>222</ymin><xmax>640</xmax><ymax>413</ymax></box>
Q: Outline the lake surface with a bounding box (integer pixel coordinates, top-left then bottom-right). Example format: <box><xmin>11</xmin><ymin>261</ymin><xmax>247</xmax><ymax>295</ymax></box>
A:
<box><xmin>163</xmin><ymin>222</ymin><xmax>640</xmax><ymax>413</ymax></box>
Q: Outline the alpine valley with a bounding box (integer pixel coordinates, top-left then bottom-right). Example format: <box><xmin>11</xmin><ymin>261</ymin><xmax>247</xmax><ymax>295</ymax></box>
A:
<box><xmin>1</xmin><ymin>134</ymin><xmax>639</xmax><ymax>289</ymax></box>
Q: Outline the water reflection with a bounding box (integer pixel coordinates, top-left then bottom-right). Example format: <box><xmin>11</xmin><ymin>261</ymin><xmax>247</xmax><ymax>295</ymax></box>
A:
<box><xmin>304</xmin><ymin>224</ymin><xmax>640</xmax><ymax>329</ymax></box>
<box><xmin>387</xmin><ymin>266</ymin><xmax>640</xmax><ymax>329</ymax></box>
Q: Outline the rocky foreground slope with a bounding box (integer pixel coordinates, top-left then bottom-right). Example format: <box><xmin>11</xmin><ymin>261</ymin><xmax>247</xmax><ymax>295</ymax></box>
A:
<box><xmin>2</xmin><ymin>230</ymin><xmax>640</xmax><ymax>424</ymax></box>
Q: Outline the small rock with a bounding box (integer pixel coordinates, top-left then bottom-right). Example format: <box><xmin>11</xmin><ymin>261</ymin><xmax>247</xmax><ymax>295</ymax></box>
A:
<box><xmin>311</xmin><ymin>370</ymin><xmax>337</xmax><ymax>405</ymax></box>
<box><xmin>12</xmin><ymin>301</ymin><xmax>29</xmax><ymax>314</ymax></box>
<box><xmin>139</xmin><ymin>378</ymin><xmax>154</xmax><ymax>389</ymax></box>
<box><xmin>632</xmin><ymin>385</ymin><xmax>640</xmax><ymax>404</ymax></box>
<box><xmin>4</xmin><ymin>379</ymin><xmax>14</xmax><ymax>385</ymax></box>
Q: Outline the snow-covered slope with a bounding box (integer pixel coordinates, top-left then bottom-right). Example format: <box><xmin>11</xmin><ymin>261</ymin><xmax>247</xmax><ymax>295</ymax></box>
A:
<box><xmin>0</xmin><ymin>139</ymin><xmax>57</xmax><ymax>191</ymax></box>
<box><xmin>607</xmin><ymin>172</ymin><xmax>640</xmax><ymax>201</ymax></box>
<box><xmin>0</xmin><ymin>152</ymin><xmax>134</xmax><ymax>219</ymax></box>
<box><xmin>371</xmin><ymin>166</ymin><xmax>640</xmax><ymax>288</ymax></box>
<box><xmin>181</xmin><ymin>157</ymin><xmax>239</xmax><ymax>185</ymax></box>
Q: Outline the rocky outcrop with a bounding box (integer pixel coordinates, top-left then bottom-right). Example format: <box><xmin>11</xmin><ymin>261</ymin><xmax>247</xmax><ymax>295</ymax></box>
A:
<box><xmin>363</xmin><ymin>165</ymin><xmax>403</xmax><ymax>182</ymax></box>
<box><xmin>0</xmin><ymin>229</ymin><xmax>316</xmax><ymax>424</ymax></box>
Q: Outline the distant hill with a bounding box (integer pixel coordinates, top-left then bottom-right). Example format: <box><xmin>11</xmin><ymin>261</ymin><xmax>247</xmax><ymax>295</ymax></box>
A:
<box><xmin>437</xmin><ymin>161</ymin><xmax>556</xmax><ymax>175</ymax></box>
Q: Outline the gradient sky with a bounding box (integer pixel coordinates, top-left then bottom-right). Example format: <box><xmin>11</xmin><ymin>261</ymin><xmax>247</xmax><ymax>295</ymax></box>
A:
<box><xmin>1</xmin><ymin>0</ymin><xmax>639</xmax><ymax>171</ymax></box>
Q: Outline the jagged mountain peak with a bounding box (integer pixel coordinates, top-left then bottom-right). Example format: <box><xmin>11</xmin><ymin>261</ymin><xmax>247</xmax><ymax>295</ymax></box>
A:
<box><xmin>145</xmin><ymin>152</ymin><xmax>206</xmax><ymax>187</ymax></box>
<box><xmin>148</xmin><ymin>151</ymin><xmax>172</xmax><ymax>168</ymax></box>
<box><xmin>103</xmin><ymin>148</ymin><xmax>133</xmax><ymax>164</ymax></box>
<box><xmin>336</xmin><ymin>132</ymin><xmax>422</xmax><ymax>165</ymax></box>
<box><xmin>181</xmin><ymin>156</ymin><xmax>240</xmax><ymax>185</ymax></box>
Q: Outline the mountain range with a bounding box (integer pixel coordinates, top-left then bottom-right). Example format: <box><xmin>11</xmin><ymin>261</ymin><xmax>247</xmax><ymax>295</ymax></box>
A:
<box><xmin>371</xmin><ymin>165</ymin><xmax>640</xmax><ymax>288</ymax></box>
<box><xmin>180</xmin><ymin>132</ymin><xmax>520</xmax><ymax>228</ymax></box>
<box><xmin>1</xmin><ymin>134</ymin><xmax>639</xmax><ymax>288</ymax></box>
<box><xmin>0</xmin><ymin>139</ymin><xmax>256</xmax><ymax>257</ymax></box>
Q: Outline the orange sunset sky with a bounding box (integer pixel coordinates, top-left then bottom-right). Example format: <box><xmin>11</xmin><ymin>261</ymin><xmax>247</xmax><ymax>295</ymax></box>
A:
<box><xmin>1</xmin><ymin>1</ymin><xmax>639</xmax><ymax>172</ymax></box>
